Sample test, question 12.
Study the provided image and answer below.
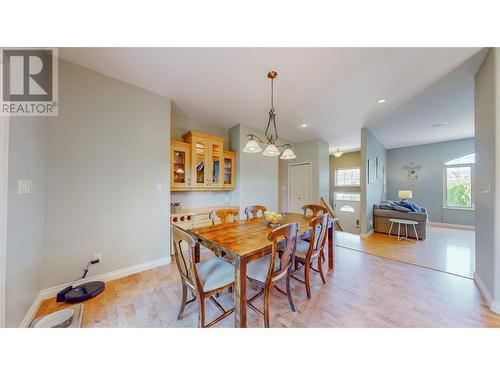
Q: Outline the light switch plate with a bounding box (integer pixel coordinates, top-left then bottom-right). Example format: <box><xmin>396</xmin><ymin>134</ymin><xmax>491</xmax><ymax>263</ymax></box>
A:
<box><xmin>18</xmin><ymin>180</ymin><xmax>32</xmax><ymax>194</ymax></box>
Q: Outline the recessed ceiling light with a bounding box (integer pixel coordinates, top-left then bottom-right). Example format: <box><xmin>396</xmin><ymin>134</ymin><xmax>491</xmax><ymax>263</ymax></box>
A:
<box><xmin>301</xmin><ymin>124</ymin><xmax>308</xmax><ymax>128</ymax></box>
<box><xmin>377</xmin><ymin>98</ymin><xmax>387</xmax><ymax>104</ymax></box>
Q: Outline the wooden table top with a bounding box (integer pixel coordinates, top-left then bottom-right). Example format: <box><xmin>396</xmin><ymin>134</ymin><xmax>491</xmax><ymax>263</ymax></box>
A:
<box><xmin>189</xmin><ymin>212</ymin><xmax>336</xmax><ymax>258</ymax></box>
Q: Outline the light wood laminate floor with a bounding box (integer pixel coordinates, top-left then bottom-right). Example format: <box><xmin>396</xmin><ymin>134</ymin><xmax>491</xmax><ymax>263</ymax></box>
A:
<box><xmin>35</xmin><ymin>246</ymin><xmax>499</xmax><ymax>327</ymax></box>
<box><xmin>336</xmin><ymin>226</ymin><xmax>475</xmax><ymax>278</ymax></box>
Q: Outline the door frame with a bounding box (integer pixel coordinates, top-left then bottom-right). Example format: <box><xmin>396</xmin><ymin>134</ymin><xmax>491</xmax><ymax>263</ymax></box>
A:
<box><xmin>0</xmin><ymin>116</ymin><xmax>9</xmax><ymax>327</ymax></box>
<box><xmin>287</xmin><ymin>162</ymin><xmax>312</xmax><ymax>213</ymax></box>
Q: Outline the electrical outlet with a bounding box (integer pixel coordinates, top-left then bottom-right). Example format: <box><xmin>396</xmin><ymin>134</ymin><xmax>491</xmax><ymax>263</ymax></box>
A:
<box><xmin>93</xmin><ymin>253</ymin><xmax>102</xmax><ymax>262</ymax></box>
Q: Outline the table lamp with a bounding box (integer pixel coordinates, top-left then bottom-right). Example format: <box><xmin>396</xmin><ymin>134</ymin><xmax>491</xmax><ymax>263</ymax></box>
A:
<box><xmin>398</xmin><ymin>190</ymin><xmax>413</xmax><ymax>201</ymax></box>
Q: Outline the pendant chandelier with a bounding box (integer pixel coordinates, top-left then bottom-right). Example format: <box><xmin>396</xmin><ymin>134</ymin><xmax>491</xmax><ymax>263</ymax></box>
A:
<box><xmin>242</xmin><ymin>71</ymin><xmax>297</xmax><ymax>159</ymax></box>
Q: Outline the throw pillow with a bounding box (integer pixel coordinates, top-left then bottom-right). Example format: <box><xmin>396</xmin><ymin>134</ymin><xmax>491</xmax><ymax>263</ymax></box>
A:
<box><xmin>393</xmin><ymin>204</ymin><xmax>411</xmax><ymax>212</ymax></box>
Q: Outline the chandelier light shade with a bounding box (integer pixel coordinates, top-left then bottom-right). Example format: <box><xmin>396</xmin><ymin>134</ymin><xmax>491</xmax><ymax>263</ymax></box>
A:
<box><xmin>333</xmin><ymin>148</ymin><xmax>343</xmax><ymax>157</ymax></box>
<box><xmin>262</xmin><ymin>144</ymin><xmax>280</xmax><ymax>156</ymax></box>
<box><xmin>242</xmin><ymin>138</ymin><xmax>262</xmax><ymax>153</ymax></box>
<box><xmin>242</xmin><ymin>71</ymin><xmax>297</xmax><ymax>159</ymax></box>
<box><xmin>280</xmin><ymin>148</ymin><xmax>297</xmax><ymax>160</ymax></box>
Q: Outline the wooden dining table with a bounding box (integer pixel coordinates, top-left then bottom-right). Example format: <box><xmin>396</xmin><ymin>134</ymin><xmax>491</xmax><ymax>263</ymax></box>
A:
<box><xmin>188</xmin><ymin>212</ymin><xmax>337</xmax><ymax>328</ymax></box>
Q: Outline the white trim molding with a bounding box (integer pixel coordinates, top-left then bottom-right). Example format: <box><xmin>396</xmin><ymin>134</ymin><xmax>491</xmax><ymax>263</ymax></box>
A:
<box><xmin>429</xmin><ymin>221</ymin><xmax>475</xmax><ymax>231</ymax></box>
<box><xmin>473</xmin><ymin>272</ymin><xmax>500</xmax><ymax>314</ymax></box>
<box><xmin>20</xmin><ymin>256</ymin><xmax>171</xmax><ymax>327</ymax></box>
<box><xmin>360</xmin><ymin>229</ymin><xmax>374</xmax><ymax>239</ymax></box>
<box><xmin>0</xmin><ymin>116</ymin><xmax>9</xmax><ymax>328</ymax></box>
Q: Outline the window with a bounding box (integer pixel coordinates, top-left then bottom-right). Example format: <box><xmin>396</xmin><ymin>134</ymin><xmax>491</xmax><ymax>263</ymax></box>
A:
<box><xmin>340</xmin><ymin>205</ymin><xmax>355</xmax><ymax>213</ymax></box>
<box><xmin>444</xmin><ymin>153</ymin><xmax>474</xmax><ymax>209</ymax></box>
<box><xmin>335</xmin><ymin>168</ymin><xmax>360</xmax><ymax>187</ymax></box>
<box><xmin>334</xmin><ymin>192</ymin><xmax>360</xmax><ymax>201</ymax></box>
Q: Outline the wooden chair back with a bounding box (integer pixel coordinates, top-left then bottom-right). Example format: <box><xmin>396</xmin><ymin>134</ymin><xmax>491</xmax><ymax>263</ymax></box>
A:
<box><xmin>307</xmin><ymin>214</ymin><xmax>329</xmax><ymax>258</ymax></box>
<box><xmin>244</xmin><ymin>205</ymin><xmax>267</xmax><ymax>219</ymax></box>
<box><xmin>209</xmin><ymin>208</ymin><xmax>239</xmax><ymax>224</ymax></box>
<box><xmin>302</xmin><ymin>204</ymin><xmax>328</xmax><ymax>217</ymax></box>
<box><xmin>266</xmin><ymin>222</ymin><xmax>299</xmax><ymax>285</ymax></box>
<box><xmin>171</xmin><ymin>225</ymin><xmax>201</xmax><ymax>292</ymax></box>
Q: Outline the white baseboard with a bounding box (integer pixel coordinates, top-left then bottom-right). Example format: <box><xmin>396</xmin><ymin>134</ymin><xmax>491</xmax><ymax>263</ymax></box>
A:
<box><xmin>20</xmin><ymin>256</ymin><xmax>171</xmax><ymax>327</ymax></box>
<box><xmin>429</xmin><ymin>221</ymin><xmax>475</xmax><ymax>231</ymax></box>
<box><xmin>473</xmin><ymin>272</ymin><xmax>500</xmax><ymax>314</ymax></box>
<box><xmin>360</xmin><ymin>230</ymin><xmax>374</xmax><ymax>239</ymax></box>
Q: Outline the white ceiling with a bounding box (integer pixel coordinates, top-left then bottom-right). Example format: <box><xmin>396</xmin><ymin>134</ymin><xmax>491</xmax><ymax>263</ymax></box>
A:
<box><xmin>60</xmin><ymin>47</ymin><xmax>485</xmax><ymax>152</ymax></box>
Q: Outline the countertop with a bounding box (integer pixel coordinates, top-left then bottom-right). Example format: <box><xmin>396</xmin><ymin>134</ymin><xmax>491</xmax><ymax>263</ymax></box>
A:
<box><xmin>171</xmin><ymin>205</ymin><xmax>239</xmax><ymax>217</ymax></box>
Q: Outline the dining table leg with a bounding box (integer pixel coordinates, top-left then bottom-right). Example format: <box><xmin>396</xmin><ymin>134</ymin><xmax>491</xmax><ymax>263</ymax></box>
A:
<box><xmin>328</xmin><ymin>225</ymin><xmax>334</xmax><ymax>270</ymax></box>
<box><xmin>234</xmin><ymin>256</ymin><xmax>247</xmax><ymax>328</ymax></box>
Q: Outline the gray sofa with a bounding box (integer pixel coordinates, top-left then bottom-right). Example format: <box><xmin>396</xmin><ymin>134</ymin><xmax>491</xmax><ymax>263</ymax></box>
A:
<box><xmin>373</xmin><ymin>204</ymin><xmax>428</xmax><ymax>239</ymax></box>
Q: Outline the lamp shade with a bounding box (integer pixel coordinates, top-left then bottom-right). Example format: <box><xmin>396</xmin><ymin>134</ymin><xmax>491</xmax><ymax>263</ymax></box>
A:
<box><xmin>398</xmin><ymin>190</ymin><xmax>413</xmax><ymax>199</ymax></box>
<box><xmin>262</xmin><ymin>144</ymin><xmax>280</xmax><ymax>156</ymax></box>
<box><xmin>280</xmin><ymin>148</ymin><xmax>297</xmax><ymax>160</ymax></box>
<box><xmin>242</xmin><ymin>139</ymin><xmax>262</xmax><ymax>153</ymax></box>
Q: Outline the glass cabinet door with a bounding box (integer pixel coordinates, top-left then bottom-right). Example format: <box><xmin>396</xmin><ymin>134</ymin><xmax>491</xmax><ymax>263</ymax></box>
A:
<box><xmin>223</xmin><ymin>151</ymin><xmax>235</xmax><ymax>189</ymax></box>
<box><xmin>211</xmin><ymin>141</ymin><xmax>223</xmax><ymax>188</ymax></box>
<box><xmin>171</xmin><ymin>141</ymin><xmax>191</xmax><ymax>190</ymax></box>
<box><xmin>173</xmin><ymin>150</ymin><xmax>187</xmax><ymax>184</ymax></box>
<box><xmin>192</xmin><ymin>137</ymin><xmax>209</xmax><ymax>188</ymax></box>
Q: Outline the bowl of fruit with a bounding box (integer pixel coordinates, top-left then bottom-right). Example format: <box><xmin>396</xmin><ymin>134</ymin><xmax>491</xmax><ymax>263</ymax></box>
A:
<box><xmin>264</xmin><ymin>212</ymin><xmax>283</xmax><ymax>229</ymax></box>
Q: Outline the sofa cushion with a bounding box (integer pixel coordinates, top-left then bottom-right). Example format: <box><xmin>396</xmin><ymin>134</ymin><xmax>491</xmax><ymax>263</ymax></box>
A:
<box><xmin>373</xmin><ymin>208</ymin><xmax>427</xmax><ymax>222</ymax></box>
<box><xmin>393</xmin><ymin>204</ymin><xmax>411</xmax><ymax>212</ymax></box>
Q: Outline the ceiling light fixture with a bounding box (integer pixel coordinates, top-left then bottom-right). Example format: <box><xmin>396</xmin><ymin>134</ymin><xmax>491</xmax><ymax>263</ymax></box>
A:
<box><xmin>301</xmin><ymin>124</ymin><xmax>308</xmax><ymax>128</ymax></box>
<box><xmin>377</xmin><ymin>98</ymin><xmax>387</xmax><ymax>104</ymax></box>
<box><xmin>242</xmin><ymin>71</ymin><xmax>297</xmax><ymax>160</ymax></box>
<box><xmin>333</xmin><ymin>148</ymin><xmax>343</xmax><ymax>158</ymax></box>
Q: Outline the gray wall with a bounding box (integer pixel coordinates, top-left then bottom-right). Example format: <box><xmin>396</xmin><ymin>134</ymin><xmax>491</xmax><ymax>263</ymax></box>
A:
<box><xmin>279</xmin><ymin>139</ymin><xmax>330</xmax><ymax>212</ymax></box>
<box><xmin>360</xmin><ymin>128</ymin><xmax>387</xmax><ymax>235</ymax></box>
<box><xmin>41</xmin><ymin>60</ymin><xmax>171</xmax><ymax>289</ymax></box>
<box><xmin>229</xmin><ymin>124</ymin><xmax>278</xmax><ymax>214</ymax></box>
<box><xmin>6</xmin><ymin>118</ymin><xmax>45</xmax><ymax>327</ymax></box>
<box><xmin>329</xmin><ymin>151</ymin><xmax>361</xmax><ymax>205</ymax></box>
<box><xmin>170</xmin><ymin>106</ymin><xmax>233</xmax><ymax>208</ymax></box>
<box><xmin>387</xmin><ymin>138</ymin><xmax>475</xmax><ymax>226</ymax></box>
<box><xmin>474</xmin><ymin>48</ymin><xmax>498</xmax><ymax>304</ymax></box>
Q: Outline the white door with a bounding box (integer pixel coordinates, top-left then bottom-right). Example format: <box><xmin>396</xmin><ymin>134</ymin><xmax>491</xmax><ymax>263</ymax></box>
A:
<box><xmin>289</xmin><ymin>163</ymin><xmax>311</xmax><ymax>213</ymax></box>
<box><xmin>334</xmin><ymin>192</ymin><xmax>360</xmax><ymax>234</ymax></box>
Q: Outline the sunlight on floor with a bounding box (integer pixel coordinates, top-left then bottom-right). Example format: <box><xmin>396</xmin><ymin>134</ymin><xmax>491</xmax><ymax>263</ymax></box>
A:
<box><xmin>335</xmin><ymin>226</ymin><xmax>475</xmax><ymax>278</ymax></box>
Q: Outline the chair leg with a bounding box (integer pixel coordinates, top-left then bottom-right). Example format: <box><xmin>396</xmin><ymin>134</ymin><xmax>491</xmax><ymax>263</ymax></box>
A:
<box><xmin>304</xmin><ymin>261</ymin><xmax>312</xmax><ymax>299</ymax></box>
<box><xmin>199</xmin><ymin>296</ymin><xmax>205</xmax><ymax>328</ymax></box>
<box><xmin>263</xmin><ymin>288</ymin><xmax>271</xmax><ymax>328</ymax></box>
<box><xmin>177</xmin><ymin>281</ymin><xmax>187</xmax><ymax>320</ymax></box>
<box><xmin>286</xmin><ymin>270</ymin><xmax>296</xmax><ymax>312</ymax></box>
<box><xmin>318</xmin><ymin>252</ymin><xmax>326</xmax><ymax>284</ymax></box>
<box><xmin>294</xmin><ymin>258</ymin><xmax>299</xmax><ymax>271</ymax></box>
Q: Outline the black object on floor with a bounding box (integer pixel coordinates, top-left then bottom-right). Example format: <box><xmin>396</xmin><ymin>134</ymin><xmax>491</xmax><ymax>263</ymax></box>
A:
<box><xmin>64</xmin><ymin>281</ymin><xmax>105</xmax><ymax>304</ymax></box>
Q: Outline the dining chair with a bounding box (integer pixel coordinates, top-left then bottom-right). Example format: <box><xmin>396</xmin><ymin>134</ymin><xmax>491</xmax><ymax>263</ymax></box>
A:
<box><xmin>171</xmin><ymin>225</ymin><xmax>235</xmax><ymax>328</ymax></box>
<box><xmin>291</xmin><ymin>213</ymin><xmax>329</xmax><ymax>299</ymax></box>
<box><xmin>209</xmin><ymin>208</ymin><xmax>239</xmax><ymax>224</ymax></box>
<box><xmin>244</xmin><ymin>205</ymin><xmax>267</xmax><ymax>219</ymax></box>
<box><xmin>302</xmin><ymin>204</ymin><xmax>328</xmax><ymax>217</ymax></box>
<box><xmin>246</xmin><ymin>222</ymin><xmax>299</xmax><ymax>328</ymax></box>
<box><xmin>320</xmin><ymin>197</ymin><xmax>344</xmax><ymax>232</ymax></box>
<box><xmin>301</xmin><ymin>204</ymin><xmax>329</xmax><ymax>253</ymax></box>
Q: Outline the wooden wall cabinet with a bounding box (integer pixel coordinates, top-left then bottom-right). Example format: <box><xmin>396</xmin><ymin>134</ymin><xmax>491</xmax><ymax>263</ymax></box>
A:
<box><xmin>171</xmin><ymin>140</ymin><xmax>191</xmax><ymax>190</ymax></box>
<box><xmin>170</xmin><ymin>131</ymin><xmax>236</xmax><ymax>192</ymax></box>
<box><xmin>223</xmin><ymin>151</ymin><xmax>236</xmax><ymax>190</ymax></box>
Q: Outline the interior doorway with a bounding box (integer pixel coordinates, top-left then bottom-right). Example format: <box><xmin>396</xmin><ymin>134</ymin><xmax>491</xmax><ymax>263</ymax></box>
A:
<box><xmin>288</xmin><ymin>163</ymin><xmax>312</xmax><ymax>214</ymax></box>
<box><xmin>334</xmin><ymin>192</ymin><xmax>360</xmax><ymax>234</ymax></box>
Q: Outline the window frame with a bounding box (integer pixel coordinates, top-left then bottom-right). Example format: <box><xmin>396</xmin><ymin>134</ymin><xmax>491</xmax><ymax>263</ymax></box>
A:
<box><xmin>334</xmin><ymin>167</ymin><xmax>361</xmax><ymax>187</ymax></box>
<box><xmin>443</xmin><ymin>158</ymin><xmax>475</xmax><ymax>211</ymax></box>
